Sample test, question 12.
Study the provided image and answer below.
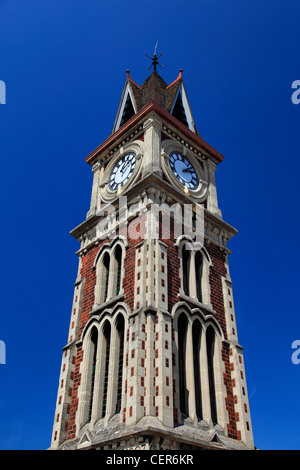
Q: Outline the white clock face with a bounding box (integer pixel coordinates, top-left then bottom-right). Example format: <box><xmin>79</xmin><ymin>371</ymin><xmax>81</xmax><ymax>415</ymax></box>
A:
<box><xmin>169</xmin><ymin>152</ymin><xmax>199</xmax><ymax>190</ymax></box>
<box><xmin>109</xmin><ymin>152</ymin><xmax>136</xmax><ymax>191</ymax></box>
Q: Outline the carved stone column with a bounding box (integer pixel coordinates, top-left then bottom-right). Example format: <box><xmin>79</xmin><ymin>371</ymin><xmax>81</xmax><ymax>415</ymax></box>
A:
<box><xmin>142</xmin><ymin>115</ymin><xmax>162</xmax><ymax>177</ymax></box>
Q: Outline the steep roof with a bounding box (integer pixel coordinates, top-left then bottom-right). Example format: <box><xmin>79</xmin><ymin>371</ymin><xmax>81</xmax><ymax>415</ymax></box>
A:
<box><xmin>87</xmin><ymin>68</ymin><xmax>225</xmax><ymax>166</ymax></box>
<box><xmin>113</xmin><ymin>69</ymin><xmax>196</xmax><ymax>133</ymax></box>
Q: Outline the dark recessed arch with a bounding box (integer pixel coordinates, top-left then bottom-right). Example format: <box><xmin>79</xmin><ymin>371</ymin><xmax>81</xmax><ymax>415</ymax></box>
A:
<box><xmin>206</xmin><ymin>325</ymin><xmax>217</xmax><ymax>425</ymax></box>
<box><xmin>115</xmin><ymin>313</ymin><xmax>125</xmax><ymax>414</ymax></box>
<box><xmin>101</xmin><ymin>320</ymin><xmax>111</xmax><ymax>418</ymax></box>
<box><xmin>192</xmin><ymin>319</ymin><xmax>202</xmax><ymax>420</ymax></box>
<box><xmin>87</xmin><ymin>326</ymin><xmax>98</xmax><ymax>423</ymax></box>
<box><xmin>178</xmin><ymin>313</ymin><xmax>189</xmax><ymax>417</ymax></box>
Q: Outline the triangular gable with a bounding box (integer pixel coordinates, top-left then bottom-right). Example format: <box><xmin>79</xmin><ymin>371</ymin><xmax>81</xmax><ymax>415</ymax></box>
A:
<box><xmin>77</xmin><ymin>430</ymin><xmax>93</xmax><ymax>449</ymax></box>
<box><xmin>170</xmin><ymin>82</ymin><xmax>196</xmax><ymax>133</ymax></box>
<box><xmin>113</xmin><ymin>82</ymin><xmax>138</xmax><ymax>132</ymax></box>
<box><xmin>210</xmin><ymin>432</ymin><xmax>224</xmax><ymax>447</ymax></box>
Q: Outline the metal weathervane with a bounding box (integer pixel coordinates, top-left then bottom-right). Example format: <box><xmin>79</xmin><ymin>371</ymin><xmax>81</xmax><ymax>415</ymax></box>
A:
<box><xmin>145</xmin><ymin>41</ymin><xmax>164</xmax><ymax>72</ymax></box>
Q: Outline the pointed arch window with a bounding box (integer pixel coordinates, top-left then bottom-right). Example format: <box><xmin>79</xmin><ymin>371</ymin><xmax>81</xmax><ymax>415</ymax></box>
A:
<box><xmin>115</xmin><ymin>314</ymin><xmax>125</xmax><ymax>414</ymax></box>
<box><xmin>87</xmin><ymin>327</ymin><xmax>98</xmax><ymax>423</ymax></box>
<box><xmin>179</xmin><ymin>239</ymin><xmax>211</xmax><ymax>306</ymax></box>
<box><xmin>78</xmin><ymin>310</ymin><xmax>129</xmax><ymax>429</ymax></box>
<box><xmin>206</xmin><ymin>326</ymin><xmax>218</xmax><ymax>425</ymax></box>
<box><xmin>101</xmin><ymin>321</ymin><xmax>111</xmax><ymax>418</ymax></box>
<box><xmin>178</xmin><ymin>314</ymin><xmax>189</xmax><ymax>417</ymax></box>
<box><xmin>192</xmin><ymin>320</ymin><xmax>202</xmax><ymax>421</ymax></box>
<box><xmin>114</xmin><ymin>245</ymin><xmax>122</xmax><ymax>297</ymax></box>
<box><xmin>103</xmin><ymin>252</ymin><xmax>110</xmax><ymax>302</ymax></box>
<box><xmin>173</xmin><ymin>309</ymin><xmax>224</xmax><ymax>429</ymax></box>
<box><xmin>94</xmin><ymin>241</ymin><xmax>125</xmax><ymax>308</ymax></box>
<box><xmin>195</xmin><ymin>251</ymin><xmax>203</xmax><ymax>303</ymax></box>
<box><xmin>182</xmin><ymin>245</ymin><xmax>191</xmax><ymax>297</ymax></box>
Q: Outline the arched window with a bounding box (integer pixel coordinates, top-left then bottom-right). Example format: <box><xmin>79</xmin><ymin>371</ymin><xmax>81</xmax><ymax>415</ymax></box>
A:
<box><xmin>195</xmin><ymin>252</ymin><xmax>203</xmax><ymax>303</ymax></box>
<box><xmin>182</xmin><ymin>245</ymin><xmax>190</xmax><ymax>297</ymax></box>
<box><xmin>115</xmin><ymin>314</ymin><xmax>125</xmax><ymax>414</ymax></box>
<box><xmin>94</xmin><ymin>240</ymin><xmax>125</xmax><ymax>308</ymax></box>
<box><xmin>192</xmin><ymin>320</ymin><xmax>202</xmax><ymax>421</ymax></box>
<box><xmin>173</xmin><ymin>305</ymin><xmax>224</xmax><ymax>429</ymax></box>
<box><xmin>103</xmin><ymin>252</ymin><xmax>110</xmax><ymax>302</ymax></box>
<box><xmin>178</xmin><ymin>314</ymin><xmax>189</xmax><ymax>417</ymax></box>
<box><xmin>87</xmin><ymin>327</ymin><xmax>98</xmax><ymax>423</ymax></box>
<box><xmin>101</xmin><ymin>321</ymin><xmax>111</xmax><ymax>418</ymax></box>
<box><xmin>178</xmin><ymin>239</ymin><xmax>211</xmax><ymax>306</ymax></box>
<box><xmin>114</xmin><ymin>245</ymin><xmax>122</xmax><ymax>297</ymax></box>
<box><xmin>206</xmin><ymin>326</ymin><xmax>217</xmax><ymax>425</ymax></box>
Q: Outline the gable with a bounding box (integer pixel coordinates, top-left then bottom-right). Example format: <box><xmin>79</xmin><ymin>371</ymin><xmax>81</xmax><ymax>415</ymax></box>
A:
<box><xmin>172</xmin><ymin>91</ymin><xmax>188</xmax><ymax>127</ymax></box>
<box><xmin>170</xmin><ymin>82</ymin><xmax>196</xmax><ymax>132</ymax></box>
<box><xmin>113</xmin><ymin>82</ymin><xmax>137</xmax><ymax>132</ymax></box>
<box><xmin>77</xmin><ymin>430</ymin><xmax>93</xmax><ymax>449</ymax></box>
<box><xmin>119</xmin><ymin>93</ymin><xmax>135</xmax><ymax>127</ymax></box>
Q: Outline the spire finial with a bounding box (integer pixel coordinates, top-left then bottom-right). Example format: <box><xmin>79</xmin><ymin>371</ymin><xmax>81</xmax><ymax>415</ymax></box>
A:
<box><xmin>145</xmin><ymin>41</ymin><xmax>164</xmax><ymax>72</ymax></box>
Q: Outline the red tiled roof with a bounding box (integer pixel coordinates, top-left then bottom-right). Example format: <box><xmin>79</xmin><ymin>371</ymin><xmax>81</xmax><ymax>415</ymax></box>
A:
<box><xmin>125</xmin><ymin>69</ymin><xmax>182</xmax><ymax>112</ymax></box>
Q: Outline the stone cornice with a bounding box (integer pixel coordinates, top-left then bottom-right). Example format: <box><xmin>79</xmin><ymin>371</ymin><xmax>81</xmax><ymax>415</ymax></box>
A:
<box><xmin>70</xmin><ymin>175</ymin><xmax>237</xmax><ymax>257</ymax></box>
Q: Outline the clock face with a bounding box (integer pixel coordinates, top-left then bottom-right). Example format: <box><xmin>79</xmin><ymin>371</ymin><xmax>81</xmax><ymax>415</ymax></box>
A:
<box><xmin>169</xmin><ymin>152</ymin><xmax>199</xmax><ymax>190</ymax></box>
<box><xmin>109</xmin><ymin>152</ymin><xmax>136</xmax><ymax>191</ymax></box>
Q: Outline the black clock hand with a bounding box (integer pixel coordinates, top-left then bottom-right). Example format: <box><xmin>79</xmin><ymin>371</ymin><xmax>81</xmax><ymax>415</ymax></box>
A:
<box><xmin>119</xmin><ymin>159</ymin><xmax>131</xmax><ymax>174</ymax></box>
<box><xmin>182</xmin><ymin>168</ymin><xmax>194</xmax><ymax>173</ymax></box>
<box><xmin>121</xmin><ymin>162</ymin><xmax>131</xmax><ymax>174</ymax></box>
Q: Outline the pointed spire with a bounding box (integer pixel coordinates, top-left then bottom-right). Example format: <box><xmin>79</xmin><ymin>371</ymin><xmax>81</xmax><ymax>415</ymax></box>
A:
<box><xmin>113</xmin><ymin>54</ymin><xmax>196</xmax><ymax>132</ymax></box>
<box><xmin>141</xmin><ymin>69</ymin><xmax>167</xmax><ymax>107</ymax></box>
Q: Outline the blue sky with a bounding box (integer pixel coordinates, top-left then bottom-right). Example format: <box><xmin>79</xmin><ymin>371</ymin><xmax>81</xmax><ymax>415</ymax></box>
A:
<box><xmin>0</xmin><ymin>0</ymin><xmax>299</xmax><ymax>450</ymax></box>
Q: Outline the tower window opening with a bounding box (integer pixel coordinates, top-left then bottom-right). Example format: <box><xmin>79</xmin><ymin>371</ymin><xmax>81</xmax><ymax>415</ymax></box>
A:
<box><xmin>103</xmin><ymin>252</ymin><xmax>110</xmax><ymax>302</ymax></box>
<box><xmin>206</xmin><ymin>326</ymin><xmax>217</xmax><ymax>425</ymax></box>
<box><xmin>102</xmin><ymin>322</ymin><xmax>111</xmax><ymax>418</ymax></box>
<box><xmin>119</xmin><ymin>93</ymin><xmax>135</xmax><ymax>128</ymax></box>
<box><xmin>172</xmin><ymin>92</ymin><xmax>188</xmax><ymax>127</ymax></box>
<box><xmin>192</xmin><ymin>320</ymin><xmax>202</xmax><ymax>421</ymax></box>
<box><xmin>115</xmin><ymin>245</ymin><xmax>122</xmax><ymax>296</ymax></box>
<box><xmin>178</xmin><ymin>314</ymin><xmax>188</xmax><ymax>418</ymax></box>
<box><xmin>115</xmin><ymin>315</ymin><xmax>125</xmax><ymax>414</ymax></box>
<box><xmin>182</xmin><ymin>245</ymin><xmax>190</xmax><ymax>297</ymax></box>
<box><xmin>88</xmin><ymin>327</ymin><xmax>98</xmax><ymax>423</ymax></box>
<box><xmin>195</xmin><ymin>251</ymin><xmax>203</xmax><ymax>303</ymax></box>
<box><xmin>179</xmin><ymin>239</ymin><xmax>211</xmax><ymax>306</ymax></box>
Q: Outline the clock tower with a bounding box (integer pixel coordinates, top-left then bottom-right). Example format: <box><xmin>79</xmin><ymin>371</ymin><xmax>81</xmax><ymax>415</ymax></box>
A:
<box><xmin>50</xmin><ymin>55</ymin><xmax>255</xmax><ymax>451</ymax></box>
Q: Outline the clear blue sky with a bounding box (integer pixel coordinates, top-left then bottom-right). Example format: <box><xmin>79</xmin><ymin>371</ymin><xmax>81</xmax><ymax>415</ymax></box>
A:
<box><xmin>0</xmin><ymin>0</ymin><xmax>299</xmax><ymax>450</ymax></box>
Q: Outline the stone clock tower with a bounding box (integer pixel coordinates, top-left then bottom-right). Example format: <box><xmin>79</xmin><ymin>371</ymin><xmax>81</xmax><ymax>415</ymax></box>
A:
<box><xmin>50</xmin><ymin>55</ymin><xmax>255</xmax><ymax>451</ymax></box>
